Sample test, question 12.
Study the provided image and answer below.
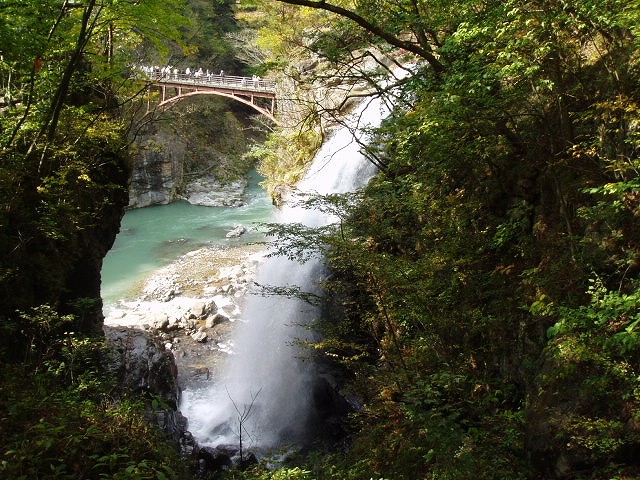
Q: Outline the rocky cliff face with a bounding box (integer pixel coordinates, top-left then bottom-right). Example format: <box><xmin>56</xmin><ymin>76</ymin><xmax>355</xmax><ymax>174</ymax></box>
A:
<box><xmin>0</xmin><ymin>147</ymin><xmax>130</xmax><ymax>346</ymax></box>
<box><xmin>129</xmin><ymin>133</ymin><xmax>186</xmax><ymax>208</ymax></box>
<box><xmin>129</xmin><ymin>98</ymin><xmax>262</xmax><ymax>209</ymax></box>
<box><xmin>60</xmin><ymin>154</ymin><xmax>131</xmax><ymax>334</ymax></box>
<box><xmin>105</xmin><ymin>325</ymin><xmax>192</xmax><ymax>449</ymax></box>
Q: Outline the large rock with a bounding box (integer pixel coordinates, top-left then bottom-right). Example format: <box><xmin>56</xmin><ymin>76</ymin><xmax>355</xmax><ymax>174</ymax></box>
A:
<box><xmin>197</xmin><ymin>446</ymin><xmax>233</xmax><ymax>474</ymax></box>
<box><xmin>105</xmin><ymin>326</ymin><xmax>180</xmax><ymax>407</ymax></box>
<box><xmin>128</xmin><ymin>134</ymin><xmax>186</xmax><ymax>208</ymax></box>
<box><xmin>191</xmin><ymin>330</ymin><xmax>208</xmax><ymax>343</ymax></box>
<box><xmin>196</xmin><ymin>444</ymin><xmax>257</xmax><ymax>474</ymax></box>
<box><xmin>105</xmin><ymin>326</ymin><xmax>191</xmax><ymax>447</ymax></box>
<box><xmin>188</xmin><ymin>299</ymin><xmax>217</xmax><ymax>319</ymax></box>
<box><xmin>226</xmin><ymin>224</ymin><xmax>247</xmax><ymax>238</ymax></box>
<box><xmin>182</xmin><ymin>177</ymin><xmax>247</xmax><ymax>207</ymax></box>
<box><xmin>149</xmin><ymin>312</ymin><xmax>170</xmax><ymax>331</ymax></box>
<box><xmin>205</xmin><ymin>312</ymin><xmax>229</xmax><ymax>328</ymax></box>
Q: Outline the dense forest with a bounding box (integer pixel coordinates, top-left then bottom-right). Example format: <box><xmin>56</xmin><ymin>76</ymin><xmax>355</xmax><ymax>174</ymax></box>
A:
<box><xmin>2</xmin><ymin>0</ymin><xmax>640</xmax><ymax>479</ymax></box>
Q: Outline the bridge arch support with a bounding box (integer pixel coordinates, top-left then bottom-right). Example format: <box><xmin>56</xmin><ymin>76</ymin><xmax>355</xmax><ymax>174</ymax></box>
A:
<box><xmin>157</xmin><ymin>86</ymin><xmax>280</xmax><ymax>125</ymax></box>
<box><xmin>143</xmin><ymin>71</ymin><xmax>281</xmax><ymax>125</ymax></box>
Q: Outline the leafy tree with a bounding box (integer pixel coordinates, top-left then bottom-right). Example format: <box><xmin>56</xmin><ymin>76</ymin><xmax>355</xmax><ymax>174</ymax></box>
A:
<box><xmin>181</xmin><ymin>0</ymin><xmax>240</xmax><ymax>71</ymax></box>
<box><xmin>253</xmin><ymin>0</ymin><xmax>640</xmax><ymax>478</ymax></box>
<box><xmin>0</xmin><ymin>0</ymin><xmax>189</xmax><ymax>356</ymax></box>
<box><xmin>0</xmin><ymin>308</ymin><xmax>193</xmax><ymax>479</ymax></box>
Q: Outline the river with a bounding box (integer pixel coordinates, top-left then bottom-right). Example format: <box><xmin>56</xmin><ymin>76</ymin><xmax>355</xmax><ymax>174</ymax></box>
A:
<box><xmin>101</xmin><ymin>170</ymin><xmax>274</xmax><ymax>311</ymax></box>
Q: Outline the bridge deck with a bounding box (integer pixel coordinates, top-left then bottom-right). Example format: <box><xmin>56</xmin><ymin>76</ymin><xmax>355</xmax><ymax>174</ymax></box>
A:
<box><xmin>145</xmin><ymin>71</ymin><xmax>276</xmax><ymax>96</ymax></box>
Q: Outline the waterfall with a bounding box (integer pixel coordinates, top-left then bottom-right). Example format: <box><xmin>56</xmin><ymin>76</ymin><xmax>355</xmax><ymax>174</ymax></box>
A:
<box><xmin>181</xmin><ymin>93</ymin><xmax>394</xmax><ymax>451</ymax></box>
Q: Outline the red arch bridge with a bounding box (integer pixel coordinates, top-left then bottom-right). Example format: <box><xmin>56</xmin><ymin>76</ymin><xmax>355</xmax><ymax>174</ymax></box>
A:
<box><xmin>140</xmin><ymin>70</ymin><xmax>280</xmax><ymax>125</ymax></box>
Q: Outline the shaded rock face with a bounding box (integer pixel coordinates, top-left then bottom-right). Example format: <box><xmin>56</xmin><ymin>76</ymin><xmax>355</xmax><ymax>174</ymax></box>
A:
<box><xmin>105</xmin><ymin>326</ymin><xmax>189</xmax><ymax>447</ymax></box>
<box><xmin>196</xmin><ymin>445</ymin><xmax>257</xmax><ymax>475</ymax></box>
<box><xmin>308</xmin><ymin>376</ymin><xmax>355</xmax><ymax>443</ymax></box>
<box><xmin>105</xmin><ymin>326</ymin><xmax>180</xmax><ymax>407</ymax></box>
<box><xmin>60</xmin><ymin>155</ymin><xmax>130</xmax><ymax>334</ymax></box>
<box><xmin>197</xmin><ymin>446</ymin><xmax>233</xmax><ymax>474</ymax></box>
<box><xmin>128</xmin><ymin>134</ymin><xmax>186</xmax><ymax>208</ymax></box>
<box><xmin>0</xmin><ymin>151</ymin><xmax>129</xmax><ymax>344</ymax></box>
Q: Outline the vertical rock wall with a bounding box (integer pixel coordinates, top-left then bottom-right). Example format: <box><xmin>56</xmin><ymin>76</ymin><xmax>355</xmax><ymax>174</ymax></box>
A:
<box><xmin>129</xmin><ymin>133</ymin><xmax>187</xmax><ymax>208</ymax></box>
<box><xmin>128</xmin><ymin>98</ymin><xmax>262</xmax><ymax>209</ymax></box>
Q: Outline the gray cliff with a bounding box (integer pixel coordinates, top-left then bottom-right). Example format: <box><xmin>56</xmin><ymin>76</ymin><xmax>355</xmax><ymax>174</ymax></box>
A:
<box><xmin>129</xmin><ymin>97</ymin><xmax>263</xmax><ymax>208</ymax></box>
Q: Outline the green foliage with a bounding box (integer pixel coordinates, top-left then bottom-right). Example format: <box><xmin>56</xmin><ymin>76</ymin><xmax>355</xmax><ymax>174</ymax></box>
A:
<box><xmin>0</xmin><ymin>307</ymin><xmax>191</xmax><ymax>479</ymax></box>
<box><xmin>251</xmin><ymin>127</ymin><xmax>322</xmax><ymax>201</ymax></box>
<box><xmin>0</xmin><ymin>0</ymin><xmax>196</xmax><ymax>354</ymax></box>
<box><xmin>532</xmin><ymin>280</ymin><xmax>640</xmax><ymax>472</ymax></box>
<box><xmin>548</xmin><ymin>279</ymin><xmax>640</xmax><ymax>354</ymax></box>
<box><xmin>221</xmin><ymin>465</ymin><xmax>315</xmax><ymax>480</ymax></box>
<box><xmin>156</xmin><ymin>95</ymin><xmax>261</xmax><ymax>186</ymax></box>
<box><xmin>16</xmin><ymin>305</ymin><xmax>74</xmax><ymax>364</ymax></box>
<box><xmin>0</xmin><ymin>4</ymin><xmax>198</xmax><ymax>476</ymax></box>
<box><xmin>2</xmin><ymin>0</ymin><xmax>640</xmax><ymax>478</ymax></box>
<box><xmin>182</xmin><ymin>0</ymin><xmax>237</xmax><ymax>68</ymax></box>
<box><xmin>254</xmin><ymin>0</ymin><xmax>640</xmax><ymax>478</ymax></box>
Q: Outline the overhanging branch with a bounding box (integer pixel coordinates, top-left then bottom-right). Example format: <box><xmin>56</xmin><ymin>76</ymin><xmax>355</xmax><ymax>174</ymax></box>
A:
<box><xmin>274</xmin><ymin>0</ymin><xmax>445</xmax><ymax>73</ymax></box>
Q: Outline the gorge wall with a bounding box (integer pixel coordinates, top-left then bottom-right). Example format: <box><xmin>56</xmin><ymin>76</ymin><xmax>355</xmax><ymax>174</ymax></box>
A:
<box><xmin>129</xmin><ymin>97</ymin><xmax>263</xmax><ymax>208</ymax></box>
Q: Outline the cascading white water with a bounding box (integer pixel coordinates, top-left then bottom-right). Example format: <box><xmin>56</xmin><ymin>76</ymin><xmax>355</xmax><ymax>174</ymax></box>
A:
<box><xmin>181</xmin><ymin>93</ymin><xmax>394</xmax><ymax>451</ymax></box>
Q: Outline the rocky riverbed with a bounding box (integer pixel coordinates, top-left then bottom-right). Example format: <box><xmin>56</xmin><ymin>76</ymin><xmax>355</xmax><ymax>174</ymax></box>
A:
<box><xmin>104</xmin><ymin>243</ymin><xmax>266</xmax><ymax>390</ymax></box>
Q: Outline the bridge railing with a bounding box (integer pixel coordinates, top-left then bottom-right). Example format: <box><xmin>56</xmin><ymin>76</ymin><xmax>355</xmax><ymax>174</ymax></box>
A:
<box><xmin>142</xmin><ymin>70</ymin><xmax>276</xmax><ymax>94</ymax></box>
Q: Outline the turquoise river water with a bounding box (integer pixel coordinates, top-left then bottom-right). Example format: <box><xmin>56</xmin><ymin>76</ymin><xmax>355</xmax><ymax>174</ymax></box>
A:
<box><xmin>100</xmin><ymin>171</ymin><xmax>274</xmax><ymax>307</ymax></box>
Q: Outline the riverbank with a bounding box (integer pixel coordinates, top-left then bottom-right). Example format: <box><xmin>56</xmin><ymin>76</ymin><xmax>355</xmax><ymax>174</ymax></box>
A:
<box><xmin>104</xmin><ymin>243</ymin><xmax>267</xmax><ymax>390</ymax></box>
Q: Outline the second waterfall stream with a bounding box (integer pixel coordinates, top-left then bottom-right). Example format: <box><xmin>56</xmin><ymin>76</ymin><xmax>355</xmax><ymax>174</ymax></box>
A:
<box><xmin>181</xmin><ymin>93</ymin><xmax>393</xmax><ymax>451</ymax></box>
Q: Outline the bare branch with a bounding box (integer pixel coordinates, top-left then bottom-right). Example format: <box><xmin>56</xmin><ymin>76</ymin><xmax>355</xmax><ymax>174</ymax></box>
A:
<box><xmin>225</xmin><ymin>386</ymin><xmax>262</xmax><ymax>464</ymax></box>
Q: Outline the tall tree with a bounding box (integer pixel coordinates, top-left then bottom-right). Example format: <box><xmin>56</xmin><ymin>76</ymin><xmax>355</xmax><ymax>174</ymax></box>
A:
<box><xmin>0</xmin><ymin>0</ymin><xmax>189</xmax><ymax>358</ymax></box>
<box><xmin>257</xmin><ymin>0</ymin><xmax>640</xmax><ymax>478</ymax></box>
